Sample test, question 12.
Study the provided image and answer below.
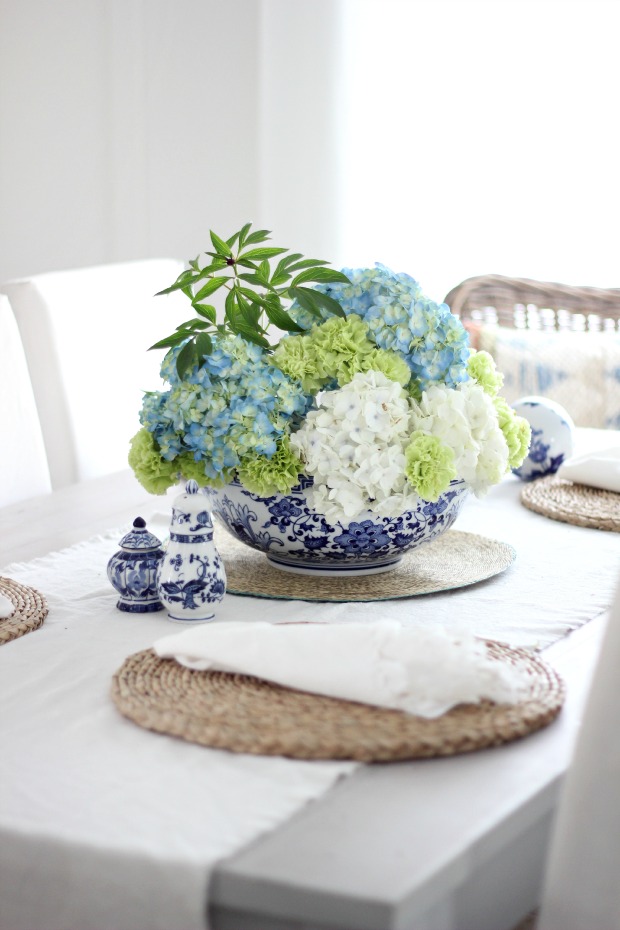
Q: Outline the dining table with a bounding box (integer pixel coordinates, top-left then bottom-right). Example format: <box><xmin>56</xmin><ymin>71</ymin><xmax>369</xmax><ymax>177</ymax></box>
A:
<box><xmin>1</xmin><ymin>427</ymin><xmax>619</xmax><ymax>930</ymax></box>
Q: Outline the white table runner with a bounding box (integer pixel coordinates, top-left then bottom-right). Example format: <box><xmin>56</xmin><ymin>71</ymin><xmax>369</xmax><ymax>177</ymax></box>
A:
<box><xmin>1</xmin><ymin>471</ymin><xmax>619</xmax><ymax>930</ymax></box>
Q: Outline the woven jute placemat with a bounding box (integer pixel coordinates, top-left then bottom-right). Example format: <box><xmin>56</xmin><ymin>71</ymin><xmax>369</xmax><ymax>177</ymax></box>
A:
<box><xmin>0</xmin><ymin>577</ymin><xmax>48</xmax><ymax>644</ymax></box>
<box><xmin>521</xmin><ymin>476</ymin><xmax>620</xmax><ymax>532</ymax></box>
<box><xmin>111</xmin><ymin>643</ymin><xmax>564</xmax><ymax>761</ymax></box>
<box><xmin>215</xmin><ymin>530</ymin><xmax>515</xmax><ymax>603</ymax></box>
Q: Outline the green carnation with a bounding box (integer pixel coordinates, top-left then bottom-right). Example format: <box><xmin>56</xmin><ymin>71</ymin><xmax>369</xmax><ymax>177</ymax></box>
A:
<box><xmin>271</xmin><ymin>334</ymin><xmax>324</xmax><ymax>395</ymax></box>
<box><xmin>467</xmin><ymin>350</ymin><xmax>504</xmax><ymax>396</ymax></box>
<box><xmin>237</xmin><ymin>436</ymin><xmax>303</xmax><ymax>497</ymax></box>
<box><xmin>493</xmin><ymin>398</ymin><xmax>531</xmax><ymax>469</ymax></box>
<box><xmin>272</xmin><ymin>314</ymin><xmax>411</xmax><ymax>393</ymax></box>
<box><xmin>128</xmin><ymin>428</ymin><xmax>179</xmax><ymax>495</ymax></box>
<box><xmin>404</xmin><ymin>430</ymin><xmax>457</xmax><ymax>502</ymax></box>
<box><xmin>177</xmin><ymin>453</ymin><xmax>232</xmax><ymax>489</ymax></box>
<box><xmin>361</xmin><ymin>348</ymin><xmax>411</xmax><ymax>386</ymax></box>
<box><xmin>309</xmin><ymin>313</ymin><xmax>372</xmax><ymax>384</ymax></box>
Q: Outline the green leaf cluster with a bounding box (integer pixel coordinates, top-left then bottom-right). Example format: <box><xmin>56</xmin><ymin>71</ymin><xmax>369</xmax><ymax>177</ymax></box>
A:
<box><xmin>150</xmin><ymin>223</ymin><xmax>350</xmax><ymax>379</ymax></box>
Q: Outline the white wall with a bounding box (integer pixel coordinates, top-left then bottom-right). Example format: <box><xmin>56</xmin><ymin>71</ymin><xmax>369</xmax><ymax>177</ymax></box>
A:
<box><xmin>258</xmin><ymin>0</ymin><xmax>345</xmax><ymax>263</ymax></box>
<box><xmin>0</xmin><ymin>0</ymin><xmax>263</xmax><ymax>282</ymax></box>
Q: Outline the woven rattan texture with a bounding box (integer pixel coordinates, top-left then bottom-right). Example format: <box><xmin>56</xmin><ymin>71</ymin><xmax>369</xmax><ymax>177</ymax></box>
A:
<box><xmin>521</xmin><ymin>477</ymin><xmax>620</xmax><ymax>532</ymax></box>
<box><xmin>215</xmin><ymin>530</ymin><xmax>515</xmax><ymax>602</ymax></box>
<box><xmin>444</xmin><ymin>273</ymin><xmax>620</xmax><ymax>331</ymax></box>
<box><xmin>111</xmin><ymin>643</ymin><xmax>565</xmax><ymax>761</ymax></box>
<box><xmin>0</xmin><ymin>577</ymin><xmax>48</xmax><ymax>644</ymax></box>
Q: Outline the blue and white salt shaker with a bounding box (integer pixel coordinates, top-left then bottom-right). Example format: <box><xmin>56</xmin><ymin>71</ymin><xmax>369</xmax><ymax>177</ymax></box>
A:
<box><xmin>107</xmin><ymin>517</ymin><xmax>164</xmax><ymax>612</ymax></box>
<box><xmin>512</xmin><ymin>396</ymin><xmax>575</xmax><ymax>481</ymax></box>
<box><xmin>157</xmin><ymin>480</ymin><xmax>226</xmax><ymax>623</ymax></box>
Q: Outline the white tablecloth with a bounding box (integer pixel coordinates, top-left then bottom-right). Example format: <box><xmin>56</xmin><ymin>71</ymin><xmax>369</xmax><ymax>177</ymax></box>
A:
<box><xmin>1</xmin><ymin>470</ymin><xmax>619</xmax><ymax>930</ymax></box>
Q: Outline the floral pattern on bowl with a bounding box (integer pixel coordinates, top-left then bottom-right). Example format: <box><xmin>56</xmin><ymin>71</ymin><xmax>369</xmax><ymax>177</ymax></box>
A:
<box><xmin>511</xmin><ymin>396</ymin><xmax>575</xmax><ymax>482</ymax></box>
<box><xmin>204</xmin><ymin>476</ymin><xmax>469</xmax><ymax>576</ymax></box>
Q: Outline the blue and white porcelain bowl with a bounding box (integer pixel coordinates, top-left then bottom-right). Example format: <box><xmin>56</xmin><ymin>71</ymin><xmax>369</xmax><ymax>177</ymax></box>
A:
<box><xmin>204</xmin><ymin>476</ymin><xmax>469</xmax><ymax>576</ymax></box>
<box><xmin>512</xmin><ymin>396</ymin><xmax>575</xmax><ymax>482</ymax></box>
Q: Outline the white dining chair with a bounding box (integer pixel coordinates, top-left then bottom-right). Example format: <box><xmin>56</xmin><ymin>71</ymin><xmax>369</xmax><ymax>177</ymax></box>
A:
<box><xmin>533</xmin><ymin>570</ymin><xmax>620</xmax><ymax>930</ymax></box>
<box><xmin>2</xmin><ymin>259</ymin><xmax>188</xmax><ymax>489</ymax></box>
<box><xmin>0</xmin><ymin>294</ymin><xmax>52</xmax><ymax>506</ymax></box>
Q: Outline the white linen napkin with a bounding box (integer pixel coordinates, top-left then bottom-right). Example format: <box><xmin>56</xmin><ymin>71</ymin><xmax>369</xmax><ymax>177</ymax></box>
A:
<box><xmin>558</xmin><ymin>446</ymin><xmax>620</xmax><ymax>493</ymax></box>
<box><xmin>0</xmin><ymin>593</ymin><xmax>14</xmax><ymax>618</ymax></box>
<box><xmin>153</xmin><ymin>621</ymin><xmax>529</xmax><ymax>719</ymax></box>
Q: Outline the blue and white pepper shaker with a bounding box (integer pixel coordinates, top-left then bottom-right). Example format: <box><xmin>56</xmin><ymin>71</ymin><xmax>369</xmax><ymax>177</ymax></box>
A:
<box><xmin>512</xmin><ymin>396</ymin><xmax>575</xmax><ymax>481</ymax></box>
<box><xmin>157</xmin><ymin>480</ymin><xmax>226</xmax><ymax>623</ymax></box>
<box><xmin>107</xmin><ymin>517</ymin><xmax>165</xmax><ymax>612</ymax></box>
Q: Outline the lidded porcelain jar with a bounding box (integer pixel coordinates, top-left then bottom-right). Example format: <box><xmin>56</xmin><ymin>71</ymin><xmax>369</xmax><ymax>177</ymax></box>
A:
<box><xmin>157</xmin><ymin>480</ymin><xmax>226</xmax><ymax>623</ymax></box>
<box><xmin>512</xmin><ymin>396</ymin><xmax>575</xmax><ymax>481</ymax></box>
<box><xmin>107</xmin><ymin>517</ymin><xmax>164</xmax><ymax>612</ymax></box>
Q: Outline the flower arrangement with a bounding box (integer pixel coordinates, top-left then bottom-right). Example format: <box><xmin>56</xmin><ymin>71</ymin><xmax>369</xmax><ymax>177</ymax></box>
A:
<box><xmin>129</xmin><ymin>224</ymin><xmax>530</xmax><ymax>524</ymax></box>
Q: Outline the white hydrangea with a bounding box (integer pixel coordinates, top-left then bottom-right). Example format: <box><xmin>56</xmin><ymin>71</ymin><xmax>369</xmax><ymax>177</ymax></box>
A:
<box><xmin>289</xmin><ymin>371</ymin><xmax>509</xmax><ymax>525</ymax></box>
<box><xmin>290</xmin><ymin>370</ymin><xmax>419</xmax><ymax>524</ymax></box>
<box><xmin>410</xmin><ymin>381</ymin><xmax>509</xmax><ymax>496</ymax></box>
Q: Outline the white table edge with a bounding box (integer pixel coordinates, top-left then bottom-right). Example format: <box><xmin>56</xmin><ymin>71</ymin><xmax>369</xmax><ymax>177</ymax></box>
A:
<box><xmin>208</xmin><ymin>614</ymin><xmax>606</xmax><ymax>930</ymax></box>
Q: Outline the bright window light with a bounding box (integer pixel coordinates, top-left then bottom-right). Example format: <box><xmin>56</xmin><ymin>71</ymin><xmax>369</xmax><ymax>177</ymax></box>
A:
<box><xmin>338</xmin><ymin>0</ymin><xmax>619</xmax><ymax>303</ymax></box>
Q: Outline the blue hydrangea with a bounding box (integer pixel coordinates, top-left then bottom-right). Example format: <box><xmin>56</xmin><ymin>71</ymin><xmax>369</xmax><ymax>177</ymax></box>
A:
<box><xmin>139</xmin><ymin>334</ymin><xmax>312</xmax><ymax>483</ymax></box>
<box><xmin>289</xmin><ymin>263</ymin><xmax>470</xmax><ymax>391</ymax></box>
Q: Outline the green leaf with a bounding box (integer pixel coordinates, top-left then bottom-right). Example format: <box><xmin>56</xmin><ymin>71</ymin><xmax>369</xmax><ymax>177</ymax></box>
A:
<box><xmin>188</xmin><ymin>255</ymin><xmax>201</xmax><ymax>271</ymax></box>
<box><xmin>193</xmin><ymin>303</ymin><xmax>217</xmax><ymax>323</ymax></box>
<box><xmin>287</xmin><ymin>286</ymin><xmax>324</xmax><ymax>319</ymax></box>
<box><xmin>246</xmin><ymin>300</ymin><xmax>262</xmax><ymax>327</ymax></box>
<box><xmin>290</xmin><ymin>267</ymin><xmax>351</xmax><ymax>287</ymax></box>
<box><xmin>228</xmin><ymin>322</ymin><xmax>270</xmax><ymax>348</ymax></box>
<box><xmin>237</xmin><ymin>272</ymin><xmax>276</xmax><ymax>290</ymax></box>
<box><xmin>278</xmin><ymin>252</ymin><xmax>304</xmax><ymax>266</ymax></box>
<box><xmin>235</xmin><ymin>257</ymin><xmax>259</xmax><ymax>270</ymax></box>
<box><xmin>225</xmin><ymin>229</ymin><xmax>241</xmax><ymax>248</ymax></box>
<box><xmin>237</xmin><ymin>222</ymin><xmax>253</xmax><ymax>247</ymax></box>
<box><xmin>240</xmin><ymin>246</ymin><xmax>288</xmax><ymax>261</ymax></box>
<box><xmin>176</xmin><ymin>339</ymin><xmax>198</xmax><ymax>379</ymax></box>
<box><xmin>270</xmin><ymin>271</ymin><xmax>291</xmax><ymax>287</ymax></box>
<box><xmin>271</xmin><ymin>253</ymin><xmax>313</xmax><ymax>281</ymax></box>
<box><xmin>243</xmin><ymin>228</ymin><xmax>271</xmax><ymax>245</ymax></box>
<box><xmin>304</xmin><ymin>287</ymin><xmax>346</xmax><ymax>318</ymax></box>
<box><xmin>193</xmin><ymin>276</ymin><xmax>229</xmax><ymax>301</ymax></box>
<box><xmin>263</xmin><ymin>302</ymin><xmax>306</xmax><ymax>332</ymax></box>
<box><xmin>224</xmin><ymin>289</ymin><xmax>238</xmax><ymax>326</ymax></box>
<box><xmin>285</xmin><ymin>258</ymin><xmax>330</xmax><ymax>272</ymax></box>
<box><xmin>258</xmin><ymin>259</ymin><xmax>270</xmax><ymax>282</ymax></box>
<box><xmin>196</xmin><ymin>259</ymin><xmax>228</xmax><ymax>278</ymax></box>
<box><xmin>234</xmin><ymin>287</ymin><xmax>262</xmax><ymax>329</ymax></box>
<box><xmin>209</xmin><ymin>230</ymin><xmax>233</xmax><ymax>257</ymax></box>
<box><xmin>195</xmin><ymin>332</ymin><xmax>213</xmax><ymax>358</ymax></box>
<box><xmin>155</xmin><ymin>273</ymin><xmax>199</xmax><ymax>297</ymax></box>
<box><xmin>148</xmin><ymin>331</ymin><xmax>188</xmax><ymax>350</ymax></box>
<box><xmin>175</xmin><ymin>320</ymin><xmax>199</xmax><ymax>330</ymax></box>
<box><xmin>288</xmin><ymin>286</ymin><xmax>345</xmax><ymax>319</ymax></box>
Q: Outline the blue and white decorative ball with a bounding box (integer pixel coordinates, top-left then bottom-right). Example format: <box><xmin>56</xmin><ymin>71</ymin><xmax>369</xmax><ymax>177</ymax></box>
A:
<box><xmin>511</xmin><ymin>396</ymin><xmax>575</xmax><ymax>482</ymax></box>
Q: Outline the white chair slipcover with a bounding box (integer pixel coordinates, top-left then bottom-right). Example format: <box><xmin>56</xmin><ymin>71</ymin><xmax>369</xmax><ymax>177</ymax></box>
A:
<box><xmin>3</xmin><ymin>259</ymin><xmax>187</xmax><ymax>488</ymax></box>
<box><xmin>536</xmin><ymin>571</ymin><xmax>620</xmax><ymax>930</ymax></box>
<box><xmin>0</xmin><ymin>294</ymin><xmax>52</xmax><ymax>505</ymax></box>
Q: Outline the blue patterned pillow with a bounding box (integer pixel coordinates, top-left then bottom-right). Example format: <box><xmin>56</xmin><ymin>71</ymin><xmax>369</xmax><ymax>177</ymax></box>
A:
<box><xmin>479</xmin><ymin>325</ymin><xmax>620</xmax><ymax>429</ymax></box>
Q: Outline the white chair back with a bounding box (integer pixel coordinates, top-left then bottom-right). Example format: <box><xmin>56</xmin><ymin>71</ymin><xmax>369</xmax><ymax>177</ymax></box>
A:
<box><xmin>536</xmin><ymin>571</ymin><xmax>620</xmax><ymax>930</ymax></box>
<box><xmin>3</xmin><ymin>259</ymin><xmax>187</xmax><ymax>488</ymax></box>
<box><xmin>0</xmin><ymin>294</ymin><xmax>52</xmax><ymax>506</ymax></box>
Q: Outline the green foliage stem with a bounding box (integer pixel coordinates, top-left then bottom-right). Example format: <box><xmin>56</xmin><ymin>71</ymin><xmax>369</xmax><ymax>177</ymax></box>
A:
<box><xmin>151</xmin><ymin>222</ymin><xmax>350</xmax><ymax>379</ymax></box>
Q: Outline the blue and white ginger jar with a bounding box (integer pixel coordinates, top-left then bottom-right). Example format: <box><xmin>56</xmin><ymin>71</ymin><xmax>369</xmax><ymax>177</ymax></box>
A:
<box><xmin>512</xmin><ymin>396</ymin><xmax>575</xmax><ymax>481</ymax></box>
<box><xmin>157</xmin><ymin>480</ymin><xmax>226</xmax><ymax>622</ymax></box>
<box><xmin>107</xmin><ymin>517</ymin><xmax>164</xmax><ymax>612</ymax></box>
